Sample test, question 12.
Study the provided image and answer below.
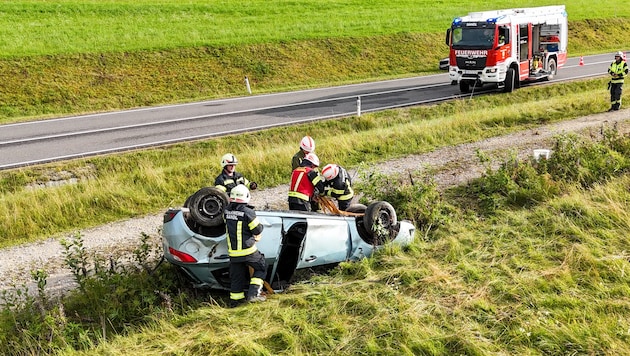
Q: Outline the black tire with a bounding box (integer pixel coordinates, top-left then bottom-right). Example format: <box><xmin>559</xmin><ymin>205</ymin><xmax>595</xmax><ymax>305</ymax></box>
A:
<box><xmin>504</xmin><ymin>67</ymin><xmax>515</xmax><ymax>93</ymax></box>
<box><xmin>185</xmin><ymin>187</ymin><xmax>229</xmax><ymax>227</ymax></box>
<box><xmin>346</xmin><ymin>204</ymin><xmax>367</xmax><ymax>214</ymax></box>
<box><xmin>459</xmin><ymin>81</ymin><xmax>470</xmax><ymax>93</ymax></box>
<box><xmin>545</xmin><ymin>58</ymin><xmax>557</xmax><ymax>81</ymax></box>
<box><xmin>346</xmin><ymin>204</ymin><xmax>371</xmax><ymax>242</ymax></box>
<box><xmin>363</xmin><ymin>201</ymin><xmax>398</xmax><ymax>245</ymax></box>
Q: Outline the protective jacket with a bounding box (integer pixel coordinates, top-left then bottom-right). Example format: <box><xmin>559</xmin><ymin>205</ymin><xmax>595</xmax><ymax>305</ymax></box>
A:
<box><xmin>215</xmin><ymin>170</ymin><xmax>251</xmax><ymax>194</ymax></box>
<box><xmin>224</xmin><ymin>202</ymin><xmax>266</xmax><ymax>306</ymax></box>
<box><xmin>324</xmin><ymin>166</ymin><xmax>354</xmax><ymax>210</ymax></box>
<box><xmin>609</xmin><ymin>60</ymin><xmax>629</xmax><ymax>84</ymax></box>
<box><xmin>224</xmin><ymin>202</ymin><xmax>263</xmax><ymax>259</ymax></box>
<box><xmin>288</xmin><ymin>165</ymin><xmax>324</xmax><ymax>202</ymax></box>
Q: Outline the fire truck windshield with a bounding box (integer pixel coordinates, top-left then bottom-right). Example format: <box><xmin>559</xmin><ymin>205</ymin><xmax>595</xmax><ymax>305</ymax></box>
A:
<box><xmin>451</xmin><ymin>27</ymin><xmax>494</xmax><ymax>50</ymax></box>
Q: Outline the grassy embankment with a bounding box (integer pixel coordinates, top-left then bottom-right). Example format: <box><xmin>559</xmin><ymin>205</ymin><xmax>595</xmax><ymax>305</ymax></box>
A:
<box><xmin>2</xmin><ymin>1</ymin><xmax>630</xmax><ymax>123</ymax></box>
<box><xmin>0</xmin><ymin>2</ymin><xmax>629</xmax><ymax>354</ymax></box>
<box><xmin>1</xmin><ymin>1</ymin><xmax>630</xmax><ymax>246</ymax></box>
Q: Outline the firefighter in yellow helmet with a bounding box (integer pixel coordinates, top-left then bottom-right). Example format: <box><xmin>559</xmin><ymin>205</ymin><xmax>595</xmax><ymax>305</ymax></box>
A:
<box><xmin>608</xmin><ymin>51</ymin><xmax>629</xmax><ymax>112</ymax></box>
<box><xmin>224</xmin><ymin>185</ymin><xmax>266</xmax><ymax>307</ymax></box>
<box><xmin>214</xmin><ymin>153</ymin><xmax>258</xmax><ymax>195</ymax></box>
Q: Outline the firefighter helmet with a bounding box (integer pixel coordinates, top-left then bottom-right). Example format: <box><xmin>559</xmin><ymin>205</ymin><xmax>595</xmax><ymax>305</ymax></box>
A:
<box><xmin>300</xmin><ymin>136</ymin><xmax>316</xmax><ymax>153</ymax></box>
<box><xmin>303</xmin><ymin>153</ymin><xmax>319</xmax><ymax>167</ymax></box>
<box><xmin>615</xmin><ymin>51</ymin><xmax>624</xmax><ymax>58</ymax></box>
<box><xmin>321</xmin><ymin>164</ymin><xmax>339</xmax><ymax>181</ymax></box>
<box><xmin>230</xmin><ymin>184</ymin><xmax>251</xmax><ymax>204</ymax></box>
<box><xmin>221</xmin><ymin>153</ymin><xmax>238</xmax><ymax>168</ymax></box>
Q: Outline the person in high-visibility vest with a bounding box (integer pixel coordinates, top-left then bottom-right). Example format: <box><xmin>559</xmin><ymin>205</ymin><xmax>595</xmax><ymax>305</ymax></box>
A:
<box><xmin>224</xmin><ymin>185</ymin><xmax>266</xmax><ymax>307</ymax></box>
<box><xmin>608</xmin><ymin>51</ymin><xmax>629</xmax><ymax>112</ymax></box>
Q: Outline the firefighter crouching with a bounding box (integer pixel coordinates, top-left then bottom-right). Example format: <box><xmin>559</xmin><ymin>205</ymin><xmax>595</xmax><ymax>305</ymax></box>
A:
<box><xmin>288</xmin><ymin>153</ymin><xmax>325</xmax><ymax>211</ymax></box>
<box><xmin>608</xmin><ymin>51</ymin><xmax>629</xmax><ymax>112</ymax></box>
<box><xmin>224</xmin><ymin>185</ymin><xmax>267</xmax><ymax>307</ymax></box>
<box><xmin>321</xmin><ymin>163</ymin><xmax>354</xmax><ymax>211</ymax></box>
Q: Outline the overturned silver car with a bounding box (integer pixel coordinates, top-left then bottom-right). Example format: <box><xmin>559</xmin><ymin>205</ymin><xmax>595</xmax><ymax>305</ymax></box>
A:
<box><xmin>162</xmin><ymin>187</ymin><xmax>416</xmax><ymax>291</ymax></box>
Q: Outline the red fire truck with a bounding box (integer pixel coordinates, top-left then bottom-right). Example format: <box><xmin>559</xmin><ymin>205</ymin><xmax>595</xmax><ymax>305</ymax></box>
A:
<box><xmin>445</xmin><ymin>5</ymin><xmax>568</xmax><ymax>93</ymax></box>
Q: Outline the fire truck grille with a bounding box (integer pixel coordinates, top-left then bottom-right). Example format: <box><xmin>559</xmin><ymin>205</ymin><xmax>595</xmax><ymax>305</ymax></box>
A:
<box><xmin>456</xmin><ymin>57</ymin><xmax>487</xmax><ymax>70</ymax></box>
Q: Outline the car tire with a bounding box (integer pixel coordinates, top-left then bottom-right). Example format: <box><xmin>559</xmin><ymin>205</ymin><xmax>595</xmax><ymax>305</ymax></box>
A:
<box><xmin>346</xmin><ymin>204</ymin><xmax>372</xmax><ymax>242</ymax></box>
<box><xmin>363</xmin><ymin>201</ymin><xmax>398</xmax><ymax>245</ymax></box>
<box><xmin>186</xmin><ymin>187</ymin><xmax>229</xmax><ymax>227</ymax></box>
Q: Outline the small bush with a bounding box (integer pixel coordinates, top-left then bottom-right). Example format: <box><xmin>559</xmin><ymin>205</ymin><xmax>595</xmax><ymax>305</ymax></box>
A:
<box><xmin>355</xmin><ymin>168</ymin><xmax>452</xmax><ymax>235</ymax></box>
<box><xmin>470</xmin><ymin>127</ymin><xmax>630</xmax><ymax>214</ymax></box>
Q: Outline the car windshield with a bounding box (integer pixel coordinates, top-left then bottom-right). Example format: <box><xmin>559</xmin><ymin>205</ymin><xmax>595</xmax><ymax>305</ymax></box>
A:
<box><xmin>451</xmin><ymin>27</ymin><xmax>494</xmax><ymax>49</ymax></box>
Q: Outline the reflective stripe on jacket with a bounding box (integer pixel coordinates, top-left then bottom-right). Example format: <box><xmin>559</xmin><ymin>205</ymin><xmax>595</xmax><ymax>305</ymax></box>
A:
<box><xmin>289</xmin><ymin>166</ymin><xmax>324</xmax><ymax>201</ymax></box>
<box><xmin>214</xmin><ymin>171</ymin><xmax>250</xmax><ymax>194</ymax></box>
<box><xmin>225</xmin><ymin>203</ymin><xmax>263</xmax><ymax>258</ymax></box>
<box><xmin>609</xmin><ymin>61</ymin><xmax>629</xmax><ymax>84</ymax></box>
<box><xmin>324</xmin><ymin>166</ymin><xmax>354</xmax><ymax>202</ymax></box>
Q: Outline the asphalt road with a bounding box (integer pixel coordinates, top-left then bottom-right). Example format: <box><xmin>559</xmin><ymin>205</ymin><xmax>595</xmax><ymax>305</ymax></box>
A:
<box><xmin>0</xmin><ymin>53</ymin><xmax>614</xmax><ymax>170</ymax></box>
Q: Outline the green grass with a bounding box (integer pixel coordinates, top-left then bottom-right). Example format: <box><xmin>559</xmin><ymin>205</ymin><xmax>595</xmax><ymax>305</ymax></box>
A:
<box><xmin>3</xmin><ymin>0</ymin><xmax>628</xmax><ymax>58</ymax></box>
<box><xmin>2</xmin><ymin>2</ymin><xmax>630</xmax><ymax>354</ymax></box>
<box><xmin>0</xmin><ymin>77</ymin><xmax>619</xmax><ymax>248</ymax></box>
<box><xmin>39</xmin><ymin>174</ymin><xmax>628</xmax><ymax>355</ymax></box>
<box><xmin>2</xmin><ymin>2</ymin><xmax>630</xmax><ymax>122</ymax></box>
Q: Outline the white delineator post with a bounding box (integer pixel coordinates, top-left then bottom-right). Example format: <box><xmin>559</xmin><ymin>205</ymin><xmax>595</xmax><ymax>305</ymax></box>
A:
<box><xmin>245</xmin><ymin>76</ymin><xmax>252</xmax><ymax>94</ymax></box>
<box><xmin>357</xmin><ymin>96</ymin><xmax>361</xmax><ymax>117</ymax></box>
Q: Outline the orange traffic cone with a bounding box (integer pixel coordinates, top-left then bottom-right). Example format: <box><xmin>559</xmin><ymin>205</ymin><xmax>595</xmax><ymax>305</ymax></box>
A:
<box><xmin>579</xmin><ymin>56</ymin><xmax>584</xmax><ymax>66</ymax></box>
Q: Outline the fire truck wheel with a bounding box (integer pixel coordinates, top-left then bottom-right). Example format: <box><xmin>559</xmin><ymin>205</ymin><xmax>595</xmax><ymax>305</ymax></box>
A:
<box><xmin>459</xmin><ymin>81</ymin><xmax>470</xmax><ymax>93</ymax></box>
<box><xmin>504</xmin><ymin>68</ymin><xmax>515</xmax><ymax>93</ymax></box>
<box><xmin>545</xmin><ymin>58</ymin><xmax>557</xmax><ymax>81</ymax></box>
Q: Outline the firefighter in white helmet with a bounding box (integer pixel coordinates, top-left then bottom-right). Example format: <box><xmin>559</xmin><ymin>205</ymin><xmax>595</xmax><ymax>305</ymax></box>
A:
<box><xmin>292</xmin><ymin>135</ymin><xmax>316</xmax><ymax>170</ymax></box>
<box><xmin>321</xmin><ymin>163</ymin><xmax>354</xmax><ymax>211</ymax></box>
<box><xmin>288</xmin><ymin>152</ymin><xmax>325</xmax><ymax>211</ymax></box>
<box><xmin>214</xmin><ymin>153</ymin><xmax>258</xmax><ymax>195</ymax></box>
<box><xmin>608</xmin><ymin>51</ymin><xmax>629</xmax><ymax>112</ymax></box>
<box><xmin>224</xmin><ymin>185</ymin><xmax>266</xmax><ymax>307</ymax></box>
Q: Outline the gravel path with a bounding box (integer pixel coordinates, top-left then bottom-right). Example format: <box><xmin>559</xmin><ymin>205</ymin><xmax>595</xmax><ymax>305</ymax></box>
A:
<box><xmin>1</xmin><ymin>110</ymin><xmax>629</xmax><ymax>298</ymax></box>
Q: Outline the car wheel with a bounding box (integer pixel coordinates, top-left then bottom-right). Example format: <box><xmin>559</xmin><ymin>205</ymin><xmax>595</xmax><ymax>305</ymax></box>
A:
<box><xmin>363</xmin><ymin>201</ymin><xmax>398</xmax><ymax>245</ymax></box>
<box><xmin>186</xmin><ymin>187</ymin><xmax>229</xmax><ymax>227</ymax></box>
<box><xmin>346</xmin><ymin>204</ymin><xmax>367</xmax><ymax>214</ymax></box>
<box><xmin>346</xmin><ymin>204</ymin><xmax>372</xmax><ymax>242</ymax></box>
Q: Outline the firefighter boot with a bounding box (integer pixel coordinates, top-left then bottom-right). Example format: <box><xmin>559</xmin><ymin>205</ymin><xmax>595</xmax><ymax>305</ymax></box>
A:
<box><xmin>246</xmin><ymin>284</ymin><xmax>266</xmax><ymax>303</ymax></box>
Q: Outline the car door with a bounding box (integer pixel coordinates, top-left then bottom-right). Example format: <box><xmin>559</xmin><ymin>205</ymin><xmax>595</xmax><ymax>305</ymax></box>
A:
<box><xmin>296</xmin><ymin>216</ymin><xmax>351</xmax><ymax>268</ymax></box>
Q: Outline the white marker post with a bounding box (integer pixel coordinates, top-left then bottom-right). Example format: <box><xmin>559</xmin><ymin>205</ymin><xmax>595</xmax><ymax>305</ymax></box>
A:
<box><xmin>357</xmin><ymin>96</ymin><xmax>361</xmax><ymax>117</ymax></box>
<box><xmin>245</xmin><ymin>76</ymin><xmax>252</xmax><ymax>94</ymax></box>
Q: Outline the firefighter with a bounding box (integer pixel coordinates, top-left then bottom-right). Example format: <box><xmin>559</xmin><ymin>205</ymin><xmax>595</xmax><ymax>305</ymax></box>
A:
<box><xmin>214</xmin><ymin>153</ymin><xmax>257</xmax><ymax>195</ymax></box>
<box><xmin>224</xmin><ymin>185</ymin><xmax>267</xmax><ymax>307</ymax></box>
<box><xmin>608</xmin><ymin>51</ymin><xmax>628</xmax><ymax>112</ymax></box>
<box><xmin>321</xmin><ymin>163</ymin><xmax>354</xmax><ymax>211</ymax></box>
<box><xmin>291</xmin><ymin>135</ymin><xmax>316</xmax><ymax>170</ymax></box>
<box><xmin>288</xmin><ymin>152</ymin><xmax>325</xmax><ymax>211</ymax></box>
